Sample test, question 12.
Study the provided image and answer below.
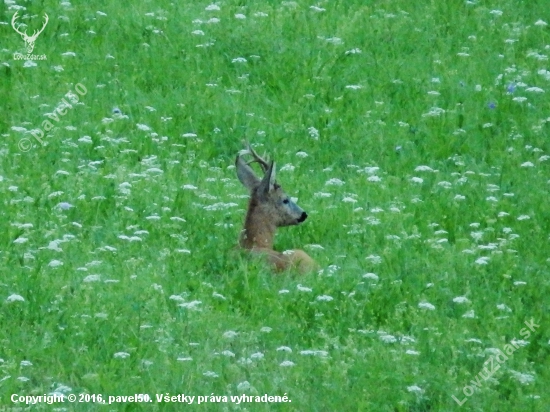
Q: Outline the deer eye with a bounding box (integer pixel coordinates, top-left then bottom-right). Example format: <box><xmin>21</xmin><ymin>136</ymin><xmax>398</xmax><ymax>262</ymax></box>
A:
<box><xmin>283</xmin><ymin>198</ymin><xmax>290</xmax><ymax>204</ymax></box>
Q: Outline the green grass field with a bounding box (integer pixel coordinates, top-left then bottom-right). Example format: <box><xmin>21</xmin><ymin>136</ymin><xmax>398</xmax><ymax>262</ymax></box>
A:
<box><xmin>1</xmin><ymin>0</ymin><xmax>549</xmax><ymax>410</ymax></box>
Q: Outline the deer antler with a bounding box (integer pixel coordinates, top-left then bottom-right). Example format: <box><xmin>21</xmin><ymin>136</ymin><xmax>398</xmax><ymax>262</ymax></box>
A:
<box><xmin>30</xmin><ymin>13</ymin><xmax>49</xmax><ymax>40</ymax></box>
<box><xmin>11</xmin><ymin>12</ymin><xmax>48</xmax><ymax>40</ymax></box>
<box><xmin>11</xmin><ymin>11</ymin><xmax>26</xmax><ymax>37</ymax></box>
<box><xmin>244</xmin><ymin>142</ymin><xmax>270</xmax><ymax>173</ymax></box>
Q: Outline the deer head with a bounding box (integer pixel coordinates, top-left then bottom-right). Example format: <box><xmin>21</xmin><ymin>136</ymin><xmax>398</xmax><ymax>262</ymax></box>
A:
<box><xmin>236</xmin><ymin>143</ymin><xmax>307</xmax><ymax>250</ymax></box>
<box><xmin>12</xmin><ymin>11</ymin><xmax>49</xmax><ymax>54</ymax></box>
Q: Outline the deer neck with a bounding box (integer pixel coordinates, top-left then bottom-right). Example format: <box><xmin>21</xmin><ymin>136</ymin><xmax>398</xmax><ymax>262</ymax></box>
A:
<box><xmin>240</xmin><ymin>204</ymin><xmax>276</xmax><ymax>250</ymax></box>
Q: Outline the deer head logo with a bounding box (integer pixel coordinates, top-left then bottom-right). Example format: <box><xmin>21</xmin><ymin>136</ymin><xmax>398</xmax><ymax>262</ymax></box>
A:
<box><xmin>12</xmin><ymin>11</ymin><xmax>49</xmax><ymax>54</ymax></box>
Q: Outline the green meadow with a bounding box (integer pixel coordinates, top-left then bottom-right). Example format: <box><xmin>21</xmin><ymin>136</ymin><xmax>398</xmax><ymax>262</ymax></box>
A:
<box><xmin>1</xmin><ymin>0</ymin><xmax>549</xmax><ymax>410</ymax></box>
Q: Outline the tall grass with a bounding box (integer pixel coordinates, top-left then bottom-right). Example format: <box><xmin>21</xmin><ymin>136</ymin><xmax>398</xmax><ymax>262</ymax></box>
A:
<box><xmin>1</xmin><ymin>0</ymin><xmax>549</xmax><ymax>410</ymax></box>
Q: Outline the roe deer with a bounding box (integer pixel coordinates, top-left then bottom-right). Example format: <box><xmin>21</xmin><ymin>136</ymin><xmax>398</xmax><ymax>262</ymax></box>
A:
<box><xmin>236</xmin><ymin>143</ymin><xmax>317</xmax><ymax>274</ymax></box>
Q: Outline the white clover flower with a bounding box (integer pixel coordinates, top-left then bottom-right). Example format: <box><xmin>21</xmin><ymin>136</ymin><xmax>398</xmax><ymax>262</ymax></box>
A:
<box><xmin>178</xmin><ymin>300</ymin><xmax>202</xmax><ymax>310</ymax></box>
<box><xmin>325</xmin><ymin>178</ymin><xmax>345</xmax><ymax>186</ymax></box>
<box><xmin>525</xmin><ymin>87</ymin><xmax>544</xmax><ymax>93</ymax></box>
<box><xmin>418</xmin><ymin>301</ymin><xmax>435</xmax><ymax>310</ymax></box>
<box><xmin>510</xmin><ymin>371</ymin><xmax>535</xmax><ymax>384</ymax></box>
<box><xmin>48</xmin><ymin>191</ymin><xmax>64</xmax><ymax>199</ymax></box>
<box><xmin>497</xmin><ymin>303</ymin><xmax>512</xmax><ymax>312</ymax></box>
<box><xmin>136</xmin><ymin>123</ymin><xmax>151</xmax><ymax>131</ymax></box>
<box><xmin>462</xmin><ymin>310</ymin><xmax>475</xmax><ymax>318</ymax></box>
<box><xmin>297</xmin><ymin>284</ymin><xmax>312</xmax><ymax>292</ymax></box>
<box><xmin>300</xmin><ymin>350</ymin><xmax>328</xmax><ymax>357</ymax></box>
<box><xmin>6</xmin><ymin>294</ymin><xmax>25</xmax><ymax>303</ymax></box>
<box><xmin>407</xmin><ymin>385</ymin><xmax>423</xmax><ymax>394</ymax></box>
<box><xmin>308</xmin><ymin>126</ymin><xmax>319</xmax><ymax>140</ymax></box>
<box><xmin>114</xmin><ymin>352</ymin><xmax>130</xmax><ymax>359</ymax></box>
<box><xmin>310</xmin><ymin>5</ymin><xmax>325</xmax><ymax>12</ymax></box>
<box><xmin>342</xmin><ymin>197</ymin><xmax>357</xmax><ymax>203</ymax></box>
<box><xmin>48</xmin><ymin>260</ymin><xmax>63</xmax><ymax>268</ymax></box>
<box><xmin>365</xmin><ymin>255</ymin><xmax>382</xmax><ymax>264</ymax></box>
<box><xmin>453</xmin><ymin>296</ymin><xmax>470</xmax><ymax>304</ymax></box>
<box><xmin>324</xmin><ymin>37</ymin><xmax>343</xmax><ymax>45</ymax></box>
<box><xmin>380</xmin><ymin>334</ymin><xmax>397</xmax><ymax>343</ymax></box>
<box><xmin>362</xmin><ymin>273</ymin><xmax>379</xmax><ymax>281</ymax></box>
<box><xmin>237</xmin><ymin>381</ymin><xmax>251</xmax><ymax>391</ymax></box>
<box><xmin>223</xmin><ymin>330</ymin><xmax>238</xmax><ymax>339</ymax></box>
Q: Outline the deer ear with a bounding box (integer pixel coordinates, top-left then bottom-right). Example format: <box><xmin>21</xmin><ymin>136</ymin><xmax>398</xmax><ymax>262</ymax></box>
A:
<box><xmin>258</xmin><ymin>161</ymin><xmax>276</xmax><ymax>194</ymax></box>
<box><xmin>236</xmin><ymin>154</ymin><xmax>260</xmax><ymax>190</ymax></box>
